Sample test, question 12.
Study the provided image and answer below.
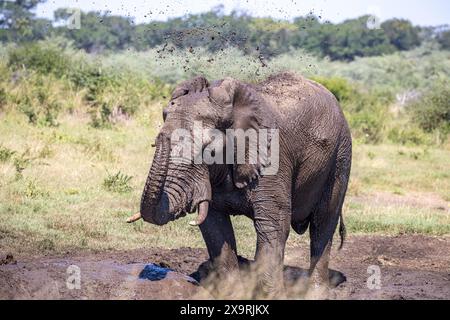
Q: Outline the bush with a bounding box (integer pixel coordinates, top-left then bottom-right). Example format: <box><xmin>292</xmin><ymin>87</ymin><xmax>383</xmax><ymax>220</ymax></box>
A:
<box><xmin>0</xmin><ymin>87</ymin><xmax>7</xmax><ymax>109</ymax></box>
<box><xmin>349</xmin><ymin>109</ymin><xmax>386</xmax><ymax>144</ymax></box>
<box><xmin>5</xmin><ymin>41</ymin><xmax>172</xmax><ymax>128</ymax></box>
<box><xmin>13</xmin><ymin>75</ymin><xmax>62</xmax><ymax>126</ymax></box>
<box><xmin>89</xmin><ymin>103</ymin><xmax>113</xmax><ymax>129</ymax></box>
<box><xmin>388</xmin><ymin>125</ymin><xmax>430</xmax><ymax>145</ymax></box>
<box><xmin>23</xmin><ymin>179</ymin><xmax>49</xmax><ymax>199</ymax></box>
<box><xmin>103</xmin><ymin>171</ymin><xmax>133</xmax><ymax>193</ymax></box>
<box><xmin>408</xmin><ymin>80</ymin><xmax>450</xmax><ymax>134</ymax></box>
<box><xmin>6</xmin><ymin>41</ymin><xmax>446</xmax><ymax>143</ymax></box>
<box><xmin>7</xmin><ymin>43</ymin><xmax>71</xmax><ymax>77</ymax></box>
<box><xmin>13</xmin><ymin>152</ymin><xmax>32</xmax><ymax>179</ymax></box>
<box><xmin>311</xmin><ymin>76</ymin><xmax>356</xmax><ymax>102</ymax></box>
<box><xmin>437</xmin><ymin>30</ymin><xmax>450</xmax><ymax>50</ymax></box>
<box><xmin>0</xmin><ymin>145</ymin><xmax>16</xmax><ymax>162</ymax></box>
<box><xmin>85</xmin><ymin>69</ymin><xmax>171</xmax><ymax>128</ymax></box>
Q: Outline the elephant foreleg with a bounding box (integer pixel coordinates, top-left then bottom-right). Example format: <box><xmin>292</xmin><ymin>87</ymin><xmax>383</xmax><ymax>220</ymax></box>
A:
<box><xmin>199</xmin><ymin>208</ymin><xmax>239</xmax><ymax>279</ymax></box>
<box><xmin>253</xmin><ymin>208</ymin><xmax>291</xmax><ymax>298</ymax></box>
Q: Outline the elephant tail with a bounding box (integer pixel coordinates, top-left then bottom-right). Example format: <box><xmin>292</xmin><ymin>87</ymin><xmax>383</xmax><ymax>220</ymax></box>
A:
<box><xmin>338</xmin><ymin>214</ymin><xmax>346</xmax><ymax>250</ymax></box>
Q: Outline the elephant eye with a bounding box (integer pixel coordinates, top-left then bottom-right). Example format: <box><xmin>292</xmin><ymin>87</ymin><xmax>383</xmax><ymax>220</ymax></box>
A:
<box><xmin>171</xmin><ymin>88</ymin><xmax>189</xmax><ymax>100</ymax></box>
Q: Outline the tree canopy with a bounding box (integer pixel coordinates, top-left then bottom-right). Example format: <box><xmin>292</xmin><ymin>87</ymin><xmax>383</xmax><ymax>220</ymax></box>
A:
<box><xmin>0</xmin><ymin>0</ymin><xmax>49</xmax><ymax>42</ymax></box>
<box><xmin>1</xmin><ymin>1</ymin><xmax>447</xmax><ymax>60</ymax></box>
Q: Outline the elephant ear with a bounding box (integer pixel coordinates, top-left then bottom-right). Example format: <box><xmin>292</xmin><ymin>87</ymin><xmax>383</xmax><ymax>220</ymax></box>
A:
<box><xmin>171</xmin><ymin>76</ymin><xmax>209</xmax><ymax>100</ymax></box>
<box><xmin>208</xmin><ymin>78</ymin><xmax>275</xmax><ymax>189</ymax></box>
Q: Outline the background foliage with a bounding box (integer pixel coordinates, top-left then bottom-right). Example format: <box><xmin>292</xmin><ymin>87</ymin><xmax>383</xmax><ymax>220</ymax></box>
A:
<box><xmin>1</xmin><ymin>2</ymin><xmax>449</xmax><ymax>60</ymax></box>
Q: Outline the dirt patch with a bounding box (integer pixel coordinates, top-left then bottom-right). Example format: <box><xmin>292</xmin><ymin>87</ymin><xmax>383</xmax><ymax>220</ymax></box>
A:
<box><xmin>0</xmin><ymin>247</ymin><xmax>211</xmax><ymax>300</ymax></box>
<box><xmin>286</xmin><ymin>234</ymin><xmax>450</xmax><ymax>300</ymax></box>
<box><xmin>0</xmin><ymin>235</ymin><xmax>449</xmax><ymax>300</ymax></box>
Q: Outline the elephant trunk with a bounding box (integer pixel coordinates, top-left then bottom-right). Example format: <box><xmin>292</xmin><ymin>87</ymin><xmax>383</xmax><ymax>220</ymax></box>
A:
<box><xmin>139</xmin><ymin>135</ymin><xmax>171</xmax><ymax>225</ymax></box>
<box><xmin>126</xmin><ymin>134</ymin><xmax>211</xmax><ymax>227</ymax></box>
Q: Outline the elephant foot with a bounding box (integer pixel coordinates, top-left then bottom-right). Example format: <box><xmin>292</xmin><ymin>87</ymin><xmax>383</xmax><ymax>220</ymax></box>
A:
<box><xmin>304</xmin><ymin>269</ymin><xmax>347</xmax><ymax>300</ymax></box>
<box><xmin>255</xmin><ymin>283</ymin><xmax>287</xmax><ymax>300</ymax></box>
<box><xmin>191</xmin><ymin>259</ymin><xmax>346</xmax><ymax>299</ymax></box>
<box><xmin>191</xmin><ymin>256</ymin><xmax>250</xmax><ymax>282</ymax></box>
<box><xmin>191</xmin><ymin>259</ymin><xmax>245</xmax><ymax>299</ymax></box>
<box><xmin>329</xmin><ymin>269</ymin><xmax>346</xmax><ymax>288</ymax></box>
<box><xmin>305</xmin><ymin>265</ymin><xmax>332</xmax><ymax>300</ymax></box>
<box><xmin>304</xmin><ymin>282</ymin><xmax>330</xmax><ymax>300</ymax></box>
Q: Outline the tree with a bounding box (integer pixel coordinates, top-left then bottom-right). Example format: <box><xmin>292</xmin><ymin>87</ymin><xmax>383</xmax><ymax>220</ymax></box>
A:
<box><xmin>0</xmin><ymin>0</ymin><xmax>49</xmax><ymax>42</ymax></box>
<box><xmin>381</xmin><ymin>19</ymin><xmax>421</xmax><ymax>51</ymax></box>
<box><xmin>0</xmin><ymin>4</ymin><xmax>427</xmax><ymax>60</ymax></box>
<box><xmin>292</xmin><ymin>15</ymin><xmax>325</xmax><ymax>50</ymax></box>
<box><xmin>54</xmin><ymin>9</ymin><xmax>134</xmax><ymax>52</ymax></box>
<box><xmin>321</xmin><ymin>16</ymin><xmax>394</xmax><ymax>61</ymax></box>
<box><xmin>437</xmin><ymin>30</ymin><xmax>450</xmax><ymax>50</ymax></box>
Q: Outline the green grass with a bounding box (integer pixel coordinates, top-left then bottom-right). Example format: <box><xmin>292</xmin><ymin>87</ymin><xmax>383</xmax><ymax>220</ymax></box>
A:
<box><xmin>345</xmin><ymin>202</ymin><xmax>450</xmax><ymax>235</ymax></box>
<box><xmin>0</xmin><ymin>110</ymin><xmax>449</xmax><ymax>259</ymax></box>
<box><xmin>349</xmin><ymin>143</ymin><xmax>450</xmax><ymax>200</ymax></box>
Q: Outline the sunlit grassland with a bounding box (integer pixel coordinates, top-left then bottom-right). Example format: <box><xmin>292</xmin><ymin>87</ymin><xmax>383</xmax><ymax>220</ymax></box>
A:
<box><xmin>0</xmin><ymin>110</ymin><xmax>449</xmax><ymax>259</ymax></box>
<box><xmin>350</xmin><ymin>143</ymin><xmax>450</xmax><ymax>199</ymax></box>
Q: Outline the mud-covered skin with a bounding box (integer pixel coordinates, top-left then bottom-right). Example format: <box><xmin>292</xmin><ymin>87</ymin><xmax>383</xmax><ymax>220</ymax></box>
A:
<box><xmin>139</xmin><ymin>72</ymin><xmax>352</xmax><ymax>296</ymax></box>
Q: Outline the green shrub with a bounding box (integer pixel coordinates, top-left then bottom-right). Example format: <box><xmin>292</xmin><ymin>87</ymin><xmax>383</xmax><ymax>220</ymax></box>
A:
<box><xmin>103</xmin><ymin>171</ymin><xmax>133</xmax><ymax>193</ymax></box>
<box><xmin>85</xmin><ymin>71</ymin><xmax>171</xmax><ymax>128</ymax></box>
<box><xmin>408</xmin><ymin>80</ymin><xmax>450</xmax><ymax>134</ymax></box>
<box><xmin>349</xmin><ymin>109</ymin><xmax>385</xmax><ymax>144</ymax></box>
<box><xmin>0</xmin><ymin>87</ymin><xmax>7</xmax><ymax>109</ymax></box>
<box><xmin>13</xmin><ymin>153</ymin><xmax>32</xmax><ymax>179</ymax></box>
<box><xmin>9</xmin><ymin>42</ymin><xmax>446</xmax><ymax>143</ymax></box>
<box><xmin>17</xmin><ymin>95</ymin><xmax>37</xmax><ymax>124</ymax></box>
<box><xmin>23</xmin><ymin>179</ymin><xmax>49</xmax><ymax>199</ymax></box>
<box><xmin>7</xmin><ymin>43</ymin><xmax>70</xmax><ymax>77</ymax></box>
<box><xmin>437</xmin><ymin>30</ymin><xmax>450</xmax><ymax>50</ymax></box>
<box><xmin>311</xmin><ymin>76</ymin><xmax>356</xmax><ymax>102</ymax></box>
<box><xmin>71</xmin><ymin>63</ymin><xmax>116</xmax><ymax>92</ymax></box>
<box><xmin>14</xmin><ymin>76</ymin><xmax>61</xmax><ymax>126</ymax></box>
<box><xmin>147</xmin><ymin>78</ymin><xmax>172</xmax><ymax>101</ymax></box>
<box><xmin>0</xmin><ymin>145</ymin><xmax>16</xmax><ymax>162</ymax></box>
<box><xmin>89</xmin><ymin>103</ymin><xmax>112</xmax><ymax>128</ymax></box>
<box><xmin>388</xmin><ymin>125</ymin><xmax>430</xmax><ymax>145</ymax></box>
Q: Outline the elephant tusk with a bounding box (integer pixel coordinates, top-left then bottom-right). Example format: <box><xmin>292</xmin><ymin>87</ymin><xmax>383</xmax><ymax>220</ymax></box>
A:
<box><xmin>126</xmin><ymin>212</ymin><xmax>142</xmax><ymax>223</ymax></box>
<box><xmin>189</xmin><ymin>201</ymin><xmax>209</xmax><ymax>226</ymax></box>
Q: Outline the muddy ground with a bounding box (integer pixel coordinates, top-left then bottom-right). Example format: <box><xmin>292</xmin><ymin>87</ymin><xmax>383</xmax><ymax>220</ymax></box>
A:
<box><xmin>0</xmin><ymin>235</ymin><xmax>449</xmax><ymax>300</ymax></box>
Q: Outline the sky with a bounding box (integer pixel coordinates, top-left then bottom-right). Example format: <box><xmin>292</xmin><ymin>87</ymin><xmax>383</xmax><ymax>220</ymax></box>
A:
<box><xmin>35</xmin><ymin>0</ymin><xmax>450</xmax><ymax>26</ymax></box>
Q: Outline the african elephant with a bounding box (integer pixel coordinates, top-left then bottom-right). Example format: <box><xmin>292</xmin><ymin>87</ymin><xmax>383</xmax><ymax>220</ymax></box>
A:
<box><xmin>128</xmin><ymin>72</ymin><xmax>352</xmax><ymax>296</ymax></box>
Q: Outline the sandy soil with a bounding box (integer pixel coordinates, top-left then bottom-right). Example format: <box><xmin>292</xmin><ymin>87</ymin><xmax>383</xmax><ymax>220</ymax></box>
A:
<box><xmin>0</xmin><ymin>235</ymin><xmax>449</xmax><ymax>300</ymax></box>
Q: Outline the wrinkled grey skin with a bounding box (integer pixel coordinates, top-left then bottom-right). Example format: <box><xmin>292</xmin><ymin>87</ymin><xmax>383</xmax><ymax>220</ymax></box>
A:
<box><xmin>139</xmin><ymin>72</ymin><xmax>352</xmax><ymax>296</ymax></box>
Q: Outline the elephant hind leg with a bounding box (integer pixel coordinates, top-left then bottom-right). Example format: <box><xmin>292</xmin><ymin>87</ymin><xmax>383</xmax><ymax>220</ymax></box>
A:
<box><xmin>308</xmin><ymin>161</ymin><xmax>349</xmax><ymax>294</ymax></box>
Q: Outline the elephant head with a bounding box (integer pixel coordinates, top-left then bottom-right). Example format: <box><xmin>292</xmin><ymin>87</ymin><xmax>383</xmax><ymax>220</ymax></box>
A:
<box><xmin>128</xmin><ymin>76</ymin><xmax>276</xmax><ymax>226</ymax></box>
